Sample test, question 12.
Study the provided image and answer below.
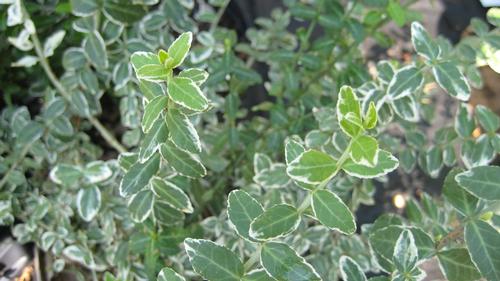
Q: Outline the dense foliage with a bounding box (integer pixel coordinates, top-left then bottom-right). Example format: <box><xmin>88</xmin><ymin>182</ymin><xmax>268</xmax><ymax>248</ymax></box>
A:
<box><xmin>1</xmin><ymin>0</ymin><xmax>500</xmax><ymax>280</ymax></box>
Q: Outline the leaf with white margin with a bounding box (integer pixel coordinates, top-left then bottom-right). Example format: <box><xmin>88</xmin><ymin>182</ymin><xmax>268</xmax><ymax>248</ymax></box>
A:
<box><xmin>312</xmin><ymin>189</ymin><xmax>356</xmax><ymax>234</ymax></box>
<box><xmin>337</xmin><ymin>85</ymin><xmax>361</xmax><ymax>123</ymax></box>
<box><xmin>339</xmin><ymin>256</ymin><xmax>367</xmax><ymax>281</ymax></box>
<box><xmin>260</xmin><ymin>242</ymin><xmax>321</xmax><ymax>281</ymax></box>
<box><xmin>82</xmin><ymin>30</ymin><xmax>108</xmax><ymax>69</ymax></box>
<box><xmin>249</xmin><ymin>204</ymin><xmax>300</xmax><ymax>240</ymax></box>
<box><xmin>437</xmin><ymin>248</ymin><xmax>480</xmax><ymax>281</ymax></box>
<box><xmin>142</xmin><ymin>95</ymin><xmax>168</xmax><ymax>134</ymax></box>
<box><xmin>286</xmin><ymin>149</ymin><xmax>337</xmax><ymax>184</ymax></box>
<box><xmin>393</xmin><ymin>230</ymin><xmax>418</xmax><ymax>274</ymax></box>
<box><xmin>119</xmin><ymin>154</ymin><xmax>160</xmax><ymax>196</ymax></box>
<box><xmin>387</xmin><ymin>65</ymin><xmax>423</xmax><ymax>100</ymax></box>
<box><xmin>157</xmin><ymin>267</ymin><xmax>186</xmax><ymax>281</ymax></box>
<box><xmin>455</xmin><ymin>165</ymin><xmax>500</xmax><ymax>201</ymax></box>
<box><xmin>167</xmin><ymin>32</ymin><xmax>192</xmax><ymax>68</ymax></box>
<box><xmin>342</xmin><ymin>150</ymin><xmax>398</xmax><ymax>178</ymax></box>
<box><xmin>350</xmin><ymin>135</ymin><xmax>379</xmax><ymax>167</ymax></box>
<box><xmin>83</xmin><ymin>161</ymin><xmax>112</xmax><ymax>184</ymax></box>
<box><xmin>227</xmin><ymin>190</ymin><xmax>264</xmax><ymax>241</ymax></box>
<box><xmin>432</xmin><ymin>61</ymin><xmax>470</xmax><ymax>101</ymax></box>
<box><xmin>242</xmin><ymin>269</ymin><xmax>275</xmax><ymax>281</ymax></box>
<box><xmin>76</xmin><ymin>186</ymin><xmax>101</xmax><ymax>221</ymax></box>
<box><xmin>131</xmin><ymin>51</ymin><xmax>160</xmax><ymax>72</ymax></box>
<box><xmin>391</xmin><ymin>95</ymin><xmax>419</xmax><ymax>122</ymax></box>
<box><xmin>11</xmin><ymin>56</ymin><xmax>38</xmax><ymax>67</ymax></box>
<box><xmin>50</xmin><ymin>164</ymin><xmax>82</xmax><ymax>186</ymax></box>
<box><xmin>151</xmin><ymin>177</ymin><xmax>193</xmax><ymax>213</ymax></box>
<box><xmin>43</xmin><ymin>30</ymin><xmax>66</xmax><ymax>57</ymax></box>
<box><xmin>166</xmin><ymin>107</ymin><xmax>201</xmax><ymax>154</ymax></box>
<box><xmin>179</xmin><ymin>68</ymin><xmax>208</xmax><ymax>86</ymax></box>
<box><xmin>411</xmin><ymin>22</ymin><xmax>440</xmax><ymax>61</ymax></box>
<box><xmin>465</xmin><ymin>220</ymin><xmax>500</xmax><ymax>281</ymax></box>
<box><xmin>253</xmin><ymin>164</ymin><xmax>291</xmax><ymax>189</ymax></box>
<box><xmin>167</xmin><ymin>77</ymin><xmax>209</xmax><ymax>112</ymax></box>
<box><xmin>254</xmin><ymin>153</ymin><xmax>273</xmax><ymax>174</ymax></box>
<box><xmin>184</xmin><ymin>238</ymin><xmax>244</xmax><ymax>281</ymax></box>
<box><xmin>159</xmin><ymin>142</ymin><xmax>206</xmax><ymax>178</ymax></box>
<box><xmin>128</xmin><ymin>189</ymin><xmax>154</xmax><ymax>223</ymax></box>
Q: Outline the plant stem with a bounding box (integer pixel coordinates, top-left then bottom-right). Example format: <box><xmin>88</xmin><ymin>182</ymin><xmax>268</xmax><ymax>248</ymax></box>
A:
<box><xmin>209</xmin><ymin>0</ymin><xmax>230</xmax><ymax>33</ymax></box>
<box><xmin>0</xmin><ymin>144</ymin><xmax>31</xmax><ymax>189</ymax></box>
<box><xmin>436</xmin><ymin>225</ymin><xmax>464</xmax><ymax>250</ymax></box>
<box><xmin>297</xmin><ymin>135</ymin><xmax>359</xmax><ymax>214</ymax></box>
<box><xmin>24</xmin><ymin>4</ymin><xmax>126</xmax><ymax>154</ymax></box>
<box><xmin>243</xmin><ymin>244</ymin><xmax>262</xmax><ymax>271</ymax></box>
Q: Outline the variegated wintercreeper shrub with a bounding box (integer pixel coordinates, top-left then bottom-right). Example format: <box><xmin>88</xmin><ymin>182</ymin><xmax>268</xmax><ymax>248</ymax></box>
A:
<box><xmin>2</xmin><ymin>0</ymin><xmax>500</xmax><ymax>280</ymax></box>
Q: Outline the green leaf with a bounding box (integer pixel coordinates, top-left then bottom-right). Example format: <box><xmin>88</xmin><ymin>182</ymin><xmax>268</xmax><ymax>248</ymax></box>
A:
<box><xmin>154</xmin><ymin>201</ymin><xmax>185</xmax><ymax>226</ymax></box>
<box><xmin>157</xmin><ymin>267</ymin><xmax>186</xmax><ymax>281</ymax></box>
<box><xmin>455</xmin><ymin>166</ymin><xmax>500</xmax><ymax>201</ymax></box>
<box><xmin>342</xmin><ymin>150</ymin><xmax>398</xmax><ymax>178</ymax></box>
<box><xmin>151</xmin><ymin>177</ymin><xmax>193</xmax><ymax>213</ymax></box>
<box><xmin>167</xmin><ymin>32</ymin><xmax>192</xmax><ymax>68</ymax></box>
<box><xmin>128</xmin><ymin>189</ymin><xmax>154</xmax><ymax>223</ymax></box>
<box><xmin>437</xmin><ymin>248</ymin><xmax>480</xmax><ymax>281</ymax></box>
<box><xmin>50</xmin><ymin>164</ymin><xmax>82</xmax><ymax>186</ymax></box>
<box><xmin>131</xmin><ymin>52</ymin><xmax>160</xmax><ymax>72</ymax></box>
<box><xmin>312</xmin><ymin>189</ymin><xmax>356</xmax><ymax>234</ymax></box>
<box><xmin>119</xmin><ymin>154</ymin><xmax>160</xmax><ymax>196</ymax></box>
<box><xmin>249</xmin><ymin>204</ymin><xmax>300</xmax><ymax>240</ymax></box>
<box><xmin>253</xmin><ymin>164</ymin><xmax>291</xmax><ymax>189</ymax></box>
<box><xmin>425</xmin><ymin>146</ymin><xmax>443</xmax><ymax>178</ymax></box>
<box><xmin>160</xmin><ymin>142</ymin><xmax>206</xmax><ymax>178</ymax></box>
<box><xmin>286</xmin><ymin>149</ymin><xmax>337</xmax><ymax>184</ymax></box>
<box><xmin>284</xmin><ymin>138</ymin><xmax>315</xmax><ymax>190</ymax></box>
<box><xmin>433</xmin><ymin>61</ymin><xmax>470</xmax><ymax>101</ymax></box>
<box><xmin>82</xmin><ymin>161</ymin><xmax>112</xmax><ymax>184</ymax></box>
<box><xmin>350</xmin><ymin>135</ymin><xmax>379</xmax><ymax>167</ymax></box>
<box><xmin>465</xmin><ymin>220</ymin><xmax>500</xmax><ymax>281</ymax></box>
<box><xmin>340</xmin><ymin>112</ymin><xmax>364</xmax><ymax>137</ymax></box>
<box><xmin>363</xmin><ymin>102</ymin><xmax>377</xmax><ymax>129</ymax></box>
<box><xmin>242</xmin><ymin>269</ymin><xmax>275</xmax><ymax>281</ymax></box>
<box><xmin>411</xmin><ymin>22</ymin><xmax>440</xmax><ymax>60</ymax></box>
<box><xmin>461</xmin><ymin>136</ymin><xmax>495</xmax><ymax>168</ymax></box>
<box><xmin>387</xmin><ymin>65</ymin><xmax>423</xmax><ymax>100</ymax></box>
<box><xmin>17</xmin><ymin>121</ymin><xmax>44</xmax><ymax>145</ymax></box>
<box><xmin>70</xmin><ymin>0</ymin><xmax>98</xmax><ymax>16</ymax></box>
<box><xmin>76</xmin><ymin>185</ymin><xmax>101</xmax><ymax>222</ymax></box>
<box><xmin>139</xmin><ymin>117</ymin><xmax>169</xmax><ymax>162</ymax></box>
<box><xmin>339</xmin><ymin>256</ymin><xmax>367</xmax><ymax>281</ymax></box>
<box><xmin>391</xmin><ymin>95</ymin><xmax>419</xmax><ymax>122</ymax></box>
<box><xmin>337</xmin><ymin>86</ymin><xmax>361</xmax><ymax>123</ymax></box>
<box><xmin>455</xmin><ymin>103</ymin><xmax>475</xmax><ymax>138</ymax></box>
<box><xmin>82</xmin><ymin>31</ymin><xmax>108</xmax><ymax>69</ymax></box>
<box><xmin>475</xmin><ymin>105</ymin><xmax>500</xmax><ymax>132</ymax></box>
<box><xmin>227</xmin><ymin>190</ymin><xmax>264</xmax><ymax>241</ymax></box>
<box><xmin>260</xmin><ymin>242</ymin><xmax>321</xmax><ymax>281</ymax></box>
<box><xmin>392</xmin><ymin>230</ymin><xmax>418</xmax><ymax>274</ymax></box>
<box><xmin>179</xmin><ymin>68</ymin><xmax>208</xmax><ymax>86</ymax></box>
<box><xmin>442</xmin><ymin>168</ymin><xmax>478</xmax><ymax>216</ymax></box>
<box><xmin>184</xmin><ymin>238</ymin><xmax>244</xmax><ymax>281</ymax></box>
<box><xmin>102</xmin><ymin>0</ymin><xmax>147</xmax><ymax>24</ymax></box>
<box><xmin>142</xmin><ymin>96</ymin><xmax>168</xmax><ymax>133</ymax></box>
<box><xmin>387</xmin><ymin>0</ymin><xmax>405</xmax><ymax>27</ymax></box>
<box><xmin>167</xmin><ymin>77</ymin><xmax>209</xmax><ymax>112</ymax></box>
<box><xmin>369</xmin><ymin>226</ymin><xmax>434</xmax><ymax>272</ymax></box>
<box><xmin>137</xmin><ymin>64</ymin><xmax>170</xmax><ymax>82</ymax></box>
<box><xmin>254</xmin><ymin>153</ymin><xmax>273</xmax><ymax>174</ymax></box>
<box><xmin>166</xmin><ymin>108</ymin><xmax>201</xmax><ymax>153</ymax></box>
<box><xmin>487</xmin><ymin>8</ymin><xmax>500</xmax><ymax>27</ymax></box>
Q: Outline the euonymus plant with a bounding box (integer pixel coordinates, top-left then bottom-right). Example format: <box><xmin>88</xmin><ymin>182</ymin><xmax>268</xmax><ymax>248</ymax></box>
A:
<box><xmin>1</xmin><ymin>0</ymin><xmax>500</xmax><ymax>280</ymax></box>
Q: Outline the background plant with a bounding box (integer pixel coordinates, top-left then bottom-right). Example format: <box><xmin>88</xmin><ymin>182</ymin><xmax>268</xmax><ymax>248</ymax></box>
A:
<box><xmin>1</xmin><ymin>0</ymin><xmax>500</xmax><ymax>280</ymax></box>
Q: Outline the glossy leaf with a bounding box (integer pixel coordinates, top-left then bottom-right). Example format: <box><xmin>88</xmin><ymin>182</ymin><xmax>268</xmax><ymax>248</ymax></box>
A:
<box><xmin>432</xmin><ymin>61</ymin><xmax>470</xmax><ymax>101</ymax></box>
<box><xmin>167</xmin><ymin>77</ymin><xmax>209</xmax><ymax>112</ymax></box>
<box><xmin>249</xmin><ymin>204</ymin><xmax>300</xmax><ymax>240</ymax></box>
<box><xmin>455</xmin><ymin>166</ymin><xmax>500</xmax><ymax>201</ymax></box>
<box><xmin>151</xmin><ymin>177</ymin><xmax>193</xmax><ymax>213</ymax></box>
<box><xmin>312</xmin><ymin>190</ymin><xmax>356</xmax><ymax>234</ymax></box>
<box><xmin>119</xmin><ymin>154</ymin><xmax>160</xmax><ymax>196</ymax></box>
<box><xmin>184</xmin><ymin>238</ymin><xmax>244</xmax><ymax>281</ymax></box>
<box><xmin>227</xmin><ymin>190</ymin><xmax>264</xmax><ymax>241</ymax></box>
<box><xmin>465</xmin><ymin>220</ymin><xmax>500</xmax><ymax>281</ymax></box>
<box><xmin>166</xmin><ymin>108</ymin><xmax>201</xmax><ymax>153</ymax></box>
<box><xmin>286</xmin><ymin>149</ymin><xmax>337</xmax><ymax>184</ymax></box>
<box><xmin>159</xmin><ymin>142</ymin><xmax>206</xmax><ymax>178</ymax></box>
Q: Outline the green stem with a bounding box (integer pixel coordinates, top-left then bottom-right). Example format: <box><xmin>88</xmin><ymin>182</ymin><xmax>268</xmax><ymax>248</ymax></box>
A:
<box><xmin>297</xmin><ymin>134</ymin><xmax>359</xmax><ymax>214</ymax></box>
<box><xmin>23</xmin><ymin>3</ymin><xmax>126</xmax><ymax>154</ymax></box>
<box><xmin>243</xmin><ymin>244</ymin><xmax>262</xmax><ymax>271</ymax></box>
<box><xmin>209</xmin><ymin>0</ymin><xmax>231</xmax><ymax>33</ymax></box>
